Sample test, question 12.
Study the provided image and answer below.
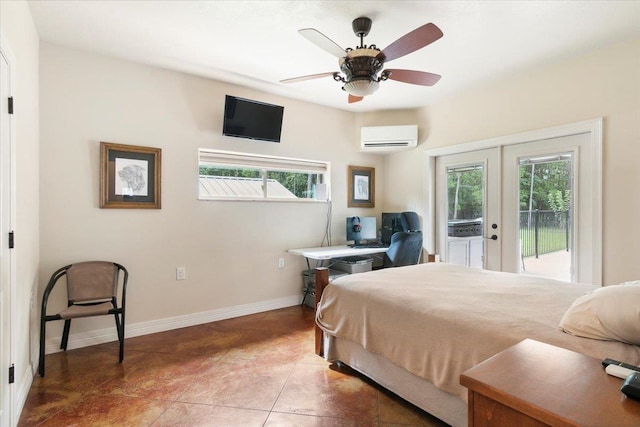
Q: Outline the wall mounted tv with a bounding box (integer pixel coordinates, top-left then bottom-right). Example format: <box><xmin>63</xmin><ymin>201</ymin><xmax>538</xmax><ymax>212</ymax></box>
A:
<box><xmin>223</xmin><ymin>95</ymin><xmax>284</xmax><ymax>143</ymax></box>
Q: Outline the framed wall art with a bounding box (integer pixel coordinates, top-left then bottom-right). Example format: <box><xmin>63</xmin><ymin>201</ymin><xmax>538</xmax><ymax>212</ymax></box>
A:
<box><xmin>100</xmin><ymin>142</ymin><xmax>161</xmax><ymax>209</ymax></box>
<box><xmin>348</xmin><ymin>165</ymin><xmax>375</xmax><ymax>208</ymax></box>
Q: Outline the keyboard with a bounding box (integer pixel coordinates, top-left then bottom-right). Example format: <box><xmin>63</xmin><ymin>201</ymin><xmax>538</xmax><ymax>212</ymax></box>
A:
<box><xmin>350</xmin><ymin>243</ymin><xmax>388</xmax><ymax>249</ymax></box>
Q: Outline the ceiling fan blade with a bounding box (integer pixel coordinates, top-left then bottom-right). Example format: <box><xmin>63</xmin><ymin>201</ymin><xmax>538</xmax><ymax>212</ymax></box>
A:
<box><xmin>384</xmin><ymin>69</ymin><xmax>441</xmax><ymax>86</ymax></box>
<box><xmin>280</xmin><ymin>72</ymin><xmax>337</xmax><ymax>84</ymax></box>
<box><xmin>348</xmin><ymin>94</ymin><xmax>363</xmax><ymax>104</ymax></box>
<box><xmin>378</xmin><ymin>23</ymin><xmax>443</xmax><ymax>62</ymax></box>
<box><xmin>299</xmin><ymin>28</ymin><xmax>346</xmax><ymax>58</ymax></box>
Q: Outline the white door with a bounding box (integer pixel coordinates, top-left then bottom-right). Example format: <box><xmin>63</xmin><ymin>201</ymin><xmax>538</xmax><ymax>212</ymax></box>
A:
<box><xmin>435</xmin><ymin>132</ymin><xmax>597</xmax><ymax>284</ymax></box>
<box><xmin>502</xmin><ymin>133</ymin><xmax>592</xmax><ymax>282</ymax></box>
<box><xmin>435</xmin><ymin>148</ymin><xmax>501</xmax><ymax>271</ymax></box>
<box><xmin>0</xmin><ymin>48</ymin><xmax>14</xmax><ymax>427</ymax></box>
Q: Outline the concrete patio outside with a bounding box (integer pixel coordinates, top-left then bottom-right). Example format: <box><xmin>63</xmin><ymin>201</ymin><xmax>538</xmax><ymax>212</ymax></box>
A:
<box><xmin>521</xmin><ymin>249</ymin><xmax>572</xmax><ymax>282</ymax></box>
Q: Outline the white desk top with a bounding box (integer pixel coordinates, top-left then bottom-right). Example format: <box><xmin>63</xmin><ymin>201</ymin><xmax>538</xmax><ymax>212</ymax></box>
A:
<box><xmin>288</xmin><ymin>245</ymin><xmax>387</xmax><ymax>260</ymax></box>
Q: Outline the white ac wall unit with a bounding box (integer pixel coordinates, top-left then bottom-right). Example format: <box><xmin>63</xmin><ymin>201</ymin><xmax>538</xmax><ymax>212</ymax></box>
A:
<box><xmin>360</xmin><ymin>125</ymin><xmax>418</xmax><ymax>152</ymax></box>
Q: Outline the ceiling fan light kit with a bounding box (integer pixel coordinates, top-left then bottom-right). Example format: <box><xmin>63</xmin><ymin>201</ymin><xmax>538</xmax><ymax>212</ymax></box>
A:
<box><xmin>282</xmin><ymin>17</ymin><xmax>443</xmax><ymax>103</ymax></box>
<box><xmin>343</xmin><ymin>78</ymin><xmax>380</xmax><ymax>97</ymax></box>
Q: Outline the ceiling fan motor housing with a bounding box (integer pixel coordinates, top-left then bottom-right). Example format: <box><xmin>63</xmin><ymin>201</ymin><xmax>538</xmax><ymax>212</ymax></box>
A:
<box><xmin>339</xmin><ymin>17</ymin><xmax>385</xmax><ymax>96</ymax></box>
<box><xmin>339</xmin><ymin>48</ymin><xmax>384</xmax><ymax>96</ymax></box>
<box><xmin>340</xmin><ymin>49</ymin><xmax>383</xmax><ymax>80</ymax></box>
<box><xmin>352</xmin><ymin>17</ymin><xmax>372</xmax><ymax>38</ymax></box>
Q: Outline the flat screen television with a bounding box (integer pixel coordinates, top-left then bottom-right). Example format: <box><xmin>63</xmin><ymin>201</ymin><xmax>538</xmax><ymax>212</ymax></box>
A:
<box><xmin>223</xmin><ymin>95</ymin><xmax>284</xmax><ymax>143</ymax></box>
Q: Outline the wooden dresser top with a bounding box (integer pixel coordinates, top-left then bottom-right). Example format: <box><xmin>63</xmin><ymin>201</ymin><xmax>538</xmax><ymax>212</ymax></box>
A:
<box><xmin>460</xmin><ymin>339</ymin><xmax>640</xmax><ymax>427</ymax></box>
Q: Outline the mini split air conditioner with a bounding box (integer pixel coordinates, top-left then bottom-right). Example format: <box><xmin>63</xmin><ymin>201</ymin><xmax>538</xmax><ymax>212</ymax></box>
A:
<box><xmin>361</xmin><ymin>125</ymin><xmax>418</xmax><ymax>152</ymax></box>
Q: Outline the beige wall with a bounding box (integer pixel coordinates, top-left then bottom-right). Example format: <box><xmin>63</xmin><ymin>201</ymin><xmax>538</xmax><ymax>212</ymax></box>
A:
<box><xmin>378</xmin><ymin>37</ymin><xmax>640</xmax><ymax>285</ymax></box>
<box><xmin>39</xmin><ymin>43</ymin><xmax>386</xmax><ymax>339</ymax></box>
<box><xmin>0</xmin><ymin>0</ymin><xmax>40</xmax><ymax>418</ymax></box>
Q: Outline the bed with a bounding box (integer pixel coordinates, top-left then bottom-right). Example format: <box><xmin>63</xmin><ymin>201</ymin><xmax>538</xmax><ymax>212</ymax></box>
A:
<box><xmin>314</xmin><ymin>263</ymin><xmax>640</xmax><ymax>427</ymax></box>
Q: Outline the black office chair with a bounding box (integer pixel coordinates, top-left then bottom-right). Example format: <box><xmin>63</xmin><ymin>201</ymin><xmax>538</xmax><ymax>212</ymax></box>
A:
<box><xmin>39</xmin><ymin>261</ymin><xmax>128</xmax><ymax>377</ymax></box>
<box><xmin>401</xmin><ymin>211</ymin><xmax>421</xmax><ymax>232</ymax></box>
<box><xmin>383</xmin><ymin>231</ymin><xmax>423</xmax><ymax>267</ymax></box>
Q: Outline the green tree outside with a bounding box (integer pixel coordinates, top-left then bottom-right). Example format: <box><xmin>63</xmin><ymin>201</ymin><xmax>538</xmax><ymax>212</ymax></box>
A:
<box><xmin>447</xmin><ymin>168</ymin><xmax>483</xmax><ymax>220</ymax></box>
<box><xmin>519</xmin><ymin>160</ymin><xmax>571</xmax><ymax>211</ymax></box>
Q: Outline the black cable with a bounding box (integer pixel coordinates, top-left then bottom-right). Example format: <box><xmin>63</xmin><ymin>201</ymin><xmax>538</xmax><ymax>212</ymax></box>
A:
<box><xmin>321</xmin><ymin>201</ymin><xmax>332</xmax><ymax>247</ymax></box>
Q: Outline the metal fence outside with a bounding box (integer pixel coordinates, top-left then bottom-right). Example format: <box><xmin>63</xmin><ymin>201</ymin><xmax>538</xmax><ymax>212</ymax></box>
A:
<box><xmin>520</xmin><ymin>210</ymin><xmax>570</xmax><ymax>258</ymax></box>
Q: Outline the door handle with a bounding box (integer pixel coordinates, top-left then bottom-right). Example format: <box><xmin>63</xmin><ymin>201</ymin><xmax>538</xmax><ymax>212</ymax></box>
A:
<box><xmin>485</xmin><ymin>234</ymin><xmax>498</xmax><ymax>241</ymax></box>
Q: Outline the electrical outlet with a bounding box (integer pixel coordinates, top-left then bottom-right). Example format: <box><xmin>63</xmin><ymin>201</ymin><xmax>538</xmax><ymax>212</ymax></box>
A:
<box><xmin>278</xmin><ymin>258</ymin><xmax>285</xmax><ymax>269</ymax></box>
<box><xmin>176</xmin><ymin>267</ymin><xmax>186</xmax><ymax>280</ymax></box>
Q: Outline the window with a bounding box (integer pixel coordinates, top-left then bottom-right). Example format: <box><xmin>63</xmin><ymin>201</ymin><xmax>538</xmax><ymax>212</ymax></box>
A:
<box><xmin>198</xmin><ymin>149</ymin><xmax>330</xmax><ymax>202</ymax></box>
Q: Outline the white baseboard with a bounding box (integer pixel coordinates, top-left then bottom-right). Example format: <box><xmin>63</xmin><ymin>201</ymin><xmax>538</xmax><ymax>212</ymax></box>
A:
<box><xmin>45</xmin><ymin>294</ymin><xmax>301</xmax><ymax>354</ymax></box>
<box><xmin>15</xmin><ymin>364</ymin><xmax>33</xmax><ymax>426</ymax></box>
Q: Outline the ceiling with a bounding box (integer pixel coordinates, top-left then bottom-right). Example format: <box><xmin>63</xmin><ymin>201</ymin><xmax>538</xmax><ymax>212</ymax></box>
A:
<box><xmin>27</xmin><ymin>1</ymin><xmax>640</xmax><ymax>113</ymax></box>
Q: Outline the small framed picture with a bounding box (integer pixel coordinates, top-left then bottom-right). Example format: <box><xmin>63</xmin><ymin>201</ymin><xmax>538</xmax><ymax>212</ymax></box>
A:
<box><xmin>348</xmin><ymin>165</ymin><xmax>375</xmax><ymax>208</ymax></box>
<box><xmin>100</xmin><ymin>142</ymin><xmax>161</xmax><ymax>209</ymax></box>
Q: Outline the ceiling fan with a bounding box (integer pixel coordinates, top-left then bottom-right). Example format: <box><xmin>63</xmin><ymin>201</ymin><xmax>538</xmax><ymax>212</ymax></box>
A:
<box><xmin>281</xmin><ymin>17</ymin><xmax>443</xmax><ymax>104</ymax></box>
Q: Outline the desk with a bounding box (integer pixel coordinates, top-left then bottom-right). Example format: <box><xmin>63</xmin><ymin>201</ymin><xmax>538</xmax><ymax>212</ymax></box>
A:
<box><xmin>289</xmin><ymin>245</ymin><xmax>388</xmax><ymax>306</ymax></box>
<box><xmin>288</xmin><ymin>245</ymin><xmax>388</xmax><ymax>260</ymax></box>
<box><xmin>289</xmin><ymin>244</ymin><xmax>388</xmax><ymax>272</ymax></box>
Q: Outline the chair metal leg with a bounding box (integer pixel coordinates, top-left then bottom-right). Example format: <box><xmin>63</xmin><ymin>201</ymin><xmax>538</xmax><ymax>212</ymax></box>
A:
<box><xmin>119</xmin><ymin>321</ymin><xmax>125</xmax><ymax>363</ymax></box>
<box><xmin>61</xmin><ymin>319</ymin><xmax>71</xmax><ymax>351</ymax></box>
<box><xmin>114</xmin><ymin>313</ymin><xmax>122</xmax><ymax>342</ymax></box>
<box><xmin>39</xmin><ymin>318</ymin><xmax>46</xmax><ymax>377</ymax></box>
<box><xmin>114</xmin><ymin>312</ymin><xmax>124</xmax><ymax>363</ymax></box>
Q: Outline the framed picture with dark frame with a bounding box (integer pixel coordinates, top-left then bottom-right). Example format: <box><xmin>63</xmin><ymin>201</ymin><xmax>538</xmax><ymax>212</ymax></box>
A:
<box><xmin>348</xmin><ymin>165</ymin><xmax>375</xmax><ymax>208</ymax></box>
<box><xmin>100</xmin><ymin>142</ymin><xmax>161</xmax><ymax>209</ymax></box>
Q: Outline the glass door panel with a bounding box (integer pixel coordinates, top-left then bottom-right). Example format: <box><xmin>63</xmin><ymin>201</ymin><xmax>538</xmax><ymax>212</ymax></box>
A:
<box><xmin>518</xmin><ymin>153</ymin><xmax>573</xmax><ymax>281</ymax></box>
<box><xmin>446</xmin><ymin>164</ymin><xmax>484</xmax><ymax>269</ymax></box>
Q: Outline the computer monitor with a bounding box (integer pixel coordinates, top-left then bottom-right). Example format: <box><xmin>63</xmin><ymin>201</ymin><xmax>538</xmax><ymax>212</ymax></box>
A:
<box><xmin>381</xmin><ymin>212</ymin><xmax>403</xmax><ymax>244</ymax></box>
<box><xmin>346</xmin><ymin>216</ymin><xmax>377</xmax><ymax>245</ymax></box>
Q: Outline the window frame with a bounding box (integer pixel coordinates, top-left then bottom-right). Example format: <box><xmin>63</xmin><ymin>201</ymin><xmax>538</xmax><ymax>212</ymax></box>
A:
<box><xmin>198</xmin><ymin>149</ymin><xmax>331</xmax><ymax>202</ymax></box>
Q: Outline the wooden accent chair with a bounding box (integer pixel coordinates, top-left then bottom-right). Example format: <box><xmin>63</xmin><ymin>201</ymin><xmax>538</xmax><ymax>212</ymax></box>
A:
<box><xmin>38</xmin><ymin>261</ymin><xmax>128</xmax><ymax>377</ymax></box>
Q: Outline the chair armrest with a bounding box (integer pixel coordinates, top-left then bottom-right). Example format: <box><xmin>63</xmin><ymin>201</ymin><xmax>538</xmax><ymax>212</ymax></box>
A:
<box><xmin>41</xmin><ymin>264</ymin><xmax>71</xmax><ymax>317</ymax></box>
<box><xmin>114</xmin><ymin>263</ymin><xmax>129</xmax><ymax>310</ymax></box>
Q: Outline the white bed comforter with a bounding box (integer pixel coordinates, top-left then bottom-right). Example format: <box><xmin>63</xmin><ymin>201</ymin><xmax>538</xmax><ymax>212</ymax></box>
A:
<box><xmin>316</xmin><ymin>263</ymin><xmax>640</xmax><ymax>401</ymax></box>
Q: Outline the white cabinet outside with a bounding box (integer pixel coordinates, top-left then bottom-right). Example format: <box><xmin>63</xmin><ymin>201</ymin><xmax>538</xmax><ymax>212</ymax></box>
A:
<box><xmin>448</xmin><ymin>236</ymin><xmax>483</xmax><ymax>269</ymax></box>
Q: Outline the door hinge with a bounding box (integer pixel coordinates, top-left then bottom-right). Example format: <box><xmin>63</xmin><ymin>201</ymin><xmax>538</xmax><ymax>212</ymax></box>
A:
<box><xmin>8</xmin><ymin>97</ymin><xmax>13</xmax><ymax>115</ymax></box>
<box><xmin>9</xmin><ymin>364</ymin><xmax>14</xmax><ymax>384</ymax></box>
<box><xmin>8</xmin><ymin>231</ymin><xmax>14</xmax><ymax>249</ymax></box>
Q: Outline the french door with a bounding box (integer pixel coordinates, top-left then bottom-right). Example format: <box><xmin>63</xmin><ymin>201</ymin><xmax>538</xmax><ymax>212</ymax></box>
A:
<box><xmin>436</xmin><ymin>148</ymin><xmax>501</xmax><ymax>271</ymax></box>
<box><xmin>434</xmin><ymin>131</ymin><xmax>597</xmax><ymax>284</ymax></box>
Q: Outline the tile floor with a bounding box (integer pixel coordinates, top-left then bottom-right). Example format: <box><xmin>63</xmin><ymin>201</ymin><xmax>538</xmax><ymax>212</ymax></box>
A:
<box><xmin>19</xmin><ymin>306</ymin><xmax>449</xmax><ymax>426</ymax></box>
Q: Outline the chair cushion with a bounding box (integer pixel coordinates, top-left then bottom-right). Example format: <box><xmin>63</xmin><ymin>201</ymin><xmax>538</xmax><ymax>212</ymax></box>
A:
<box><xmin>59</xmin><ymin>301</ymin><xmax>114</xmax><ymax>319</ymax></box>
<box><xmin>66</xmin><ymin>261</ymin><xmax>118</xmax><ymax>302</ymax></box>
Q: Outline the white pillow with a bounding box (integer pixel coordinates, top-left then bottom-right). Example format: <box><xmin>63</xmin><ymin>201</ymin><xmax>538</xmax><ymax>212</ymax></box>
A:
<box><xmin>621</xmin><ymin>280</ymin><xmax>640</xmax><ymax>286</ymax></box>
<box><xmin>559</xmin><ymin>283</ymin><xmax>640</xmax><ymax>345</ymax></box>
